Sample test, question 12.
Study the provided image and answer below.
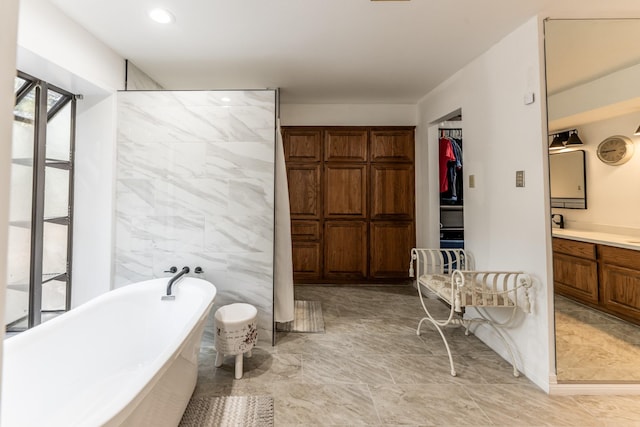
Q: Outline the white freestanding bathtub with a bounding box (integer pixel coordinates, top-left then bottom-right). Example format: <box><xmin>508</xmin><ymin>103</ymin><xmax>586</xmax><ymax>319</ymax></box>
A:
<box><xmin>1</xmin><ymin>277</ymin><xmax>216</xmax><ymax>427</ymax></box>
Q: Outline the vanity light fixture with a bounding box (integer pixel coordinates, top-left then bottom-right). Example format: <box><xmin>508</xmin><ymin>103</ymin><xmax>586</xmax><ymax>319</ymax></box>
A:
<box><xmin>565</xmin><ymin>130</ymin><xmax>583</xmax><ymax>146</ymax></box>
<box><xmin>149</xmin><ymin>8</ymin><xmax>175</xmax><ymax>24</ymax></box>
<box><xmin>634</xmin><ymin>125</ymin><xmax>640</xmax><ymax>136</ymax></box>
<box><xmin>549</xmin><ymin>132</ymin><xmax>568</xmax><ymax>150</ymax></box>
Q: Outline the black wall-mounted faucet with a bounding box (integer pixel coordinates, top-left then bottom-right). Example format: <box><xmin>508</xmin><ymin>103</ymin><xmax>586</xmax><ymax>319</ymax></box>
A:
<box><xmin>162</xmin><ymin>266</ymin><xmax>190</xmax><ymax>300</ymax></box>
<box><xmin>551</xmin><ymin>214</ymin><xmax>564</xmax><ymax>229</ymax></box>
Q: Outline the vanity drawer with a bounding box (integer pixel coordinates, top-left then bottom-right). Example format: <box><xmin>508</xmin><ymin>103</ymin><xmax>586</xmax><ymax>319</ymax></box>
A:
<box><xmin>599</xmin><ymin>244</ymin><xmax>640</xmax><ymax>270</ymax></box>
<box><xmin>552</xmin><ymin>238</ymin><xmax>596</xmax><ymax>260</ymax></box>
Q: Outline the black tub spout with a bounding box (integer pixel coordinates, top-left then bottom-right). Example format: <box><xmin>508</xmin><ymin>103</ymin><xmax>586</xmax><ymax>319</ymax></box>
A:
<box><xmin>162</xmin><ymin>266</ymin><xmax>190</xmax><ymax>300</ymax></box>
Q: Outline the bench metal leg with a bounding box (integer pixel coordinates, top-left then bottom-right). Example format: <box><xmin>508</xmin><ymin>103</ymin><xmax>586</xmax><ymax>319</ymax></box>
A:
<box><xmin>417</xmin><ymin>316</ymin><xmax>457</xmax><ymax>377</ymax></box>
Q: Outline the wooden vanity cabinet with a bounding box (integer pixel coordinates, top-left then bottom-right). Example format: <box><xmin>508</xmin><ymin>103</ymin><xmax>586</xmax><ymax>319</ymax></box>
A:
<box><xmin>552</xmin><ymin>238</ymin><xmax>598</xmax><ymax>304</ymax></box>
<box><xmin>553</xmin><ymin>237</ymin><xmax>640</xmax><ymax>325</ymax></box>
<box><xmin>599</xmin><ymin>245</ymin><xmax>640</xmax><ymax>322</ymax></box>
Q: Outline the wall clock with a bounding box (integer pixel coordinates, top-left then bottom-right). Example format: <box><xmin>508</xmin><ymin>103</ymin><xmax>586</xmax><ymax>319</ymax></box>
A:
<box><xmin>596</xmin><ymin>135</ymin><xmax>634</xmax><ymax>166</ymax></box>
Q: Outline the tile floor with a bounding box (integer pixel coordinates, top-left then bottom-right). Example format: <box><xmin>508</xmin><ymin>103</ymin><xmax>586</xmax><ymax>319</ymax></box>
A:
<box><xmin>196</xmin><ymin>285</ymin><xmax>640</xmax><ymax>426</ymax></box>
<box><xmin>555</xmin><ymin>294</ymin><xmax>640</xmax><ymax>382</ymax></box>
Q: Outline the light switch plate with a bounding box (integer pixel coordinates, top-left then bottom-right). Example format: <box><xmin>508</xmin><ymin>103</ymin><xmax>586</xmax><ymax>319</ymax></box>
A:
<box><xmin>516</xmin><ymin>170</ymin><xmax>525</xmax><ymax>187</ymax></box>
<box><xmin>469</xmin><ymin>174</ymin><xmax>475</xmax><ymax>188</ymax></box>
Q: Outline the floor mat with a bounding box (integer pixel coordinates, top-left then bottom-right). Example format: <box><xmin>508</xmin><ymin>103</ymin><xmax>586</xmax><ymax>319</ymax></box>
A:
<box><xmin>276</xmin><ymin>300</ymin><xmax>325</xmax><ymax>333</ymax></box>
<box><xmin>179</xmin><ymin>395</ymin><xmax>274</xmax><ymax>427</ymax></box>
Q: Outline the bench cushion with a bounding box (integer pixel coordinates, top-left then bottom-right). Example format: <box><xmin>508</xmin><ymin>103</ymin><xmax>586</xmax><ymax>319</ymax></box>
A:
<box><xmin>418</xmin><ymin>274</ymin><xmax>515</xmax><ymax>310</ymax></box>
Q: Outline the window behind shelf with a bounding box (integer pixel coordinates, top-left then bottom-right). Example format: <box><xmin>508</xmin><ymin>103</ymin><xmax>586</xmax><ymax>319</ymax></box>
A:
<box><xmin>6</xmin><ymin>71</ymin><xmax>76</xmax><ymax>332</ymax></box>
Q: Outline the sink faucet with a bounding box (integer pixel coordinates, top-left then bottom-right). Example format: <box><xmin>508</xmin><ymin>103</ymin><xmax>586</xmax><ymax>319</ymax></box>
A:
<box><xmin>551</xmin><ymin>214</ymin><xmax>564</xmax><ymax>229</ymax></box>
<box><xmin>162</xmin><ymin>266</ymin><xmax>190</xmax><ymax>300</ymax></box>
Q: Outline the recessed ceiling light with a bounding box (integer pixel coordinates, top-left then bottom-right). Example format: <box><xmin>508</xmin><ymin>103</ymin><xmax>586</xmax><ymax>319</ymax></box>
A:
<box><xmin>148</xmin><ymin>8</ymin><xmax>175</xmax><ymax>24</ymax></box>
<box><xmin>221</xmin><ymin>97</ymin><xmax>231</xmax><ymax>102</ymax></box>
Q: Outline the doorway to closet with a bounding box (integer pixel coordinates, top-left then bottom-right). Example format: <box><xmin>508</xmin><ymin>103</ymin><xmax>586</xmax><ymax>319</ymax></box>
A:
<box><xmin>438</xmin><ymin>120</ymin><xmax>464</xmax><ymax>249</ymax></box>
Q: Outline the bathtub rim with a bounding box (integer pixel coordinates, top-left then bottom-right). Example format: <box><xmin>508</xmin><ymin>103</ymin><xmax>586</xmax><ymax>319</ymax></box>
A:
<box><xmin>1</xmin><ymin>277</ymin><xmax>217</xmax><ymax>427</ymax></box>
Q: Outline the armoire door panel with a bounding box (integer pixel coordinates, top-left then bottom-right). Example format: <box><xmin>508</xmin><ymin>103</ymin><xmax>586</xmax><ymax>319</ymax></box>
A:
<box><xmin>291</xmin><ymin>220</ymin><xmax>320</xmax><ymax>241</ymax></box>
<box><xmin>370</xmin><ymin>222</ymin><xmax>415</xmax><ymax>279</ymax></box>
<box><xmin>324</xmin><ymin>129</ymin><xmax>368</xmax><ymax>162</ymax></box>
<box><xmin>371</xmin><ymin>164</ymin><xmax>414</xmax><ymax>220</ymax></box>
<box><xmin>370</xmin><ymin>129</ymin><xmax>415</xmax><ymax>162</ymax></box>
<box><xmin>324</xmin><ymin>165</ymin><xmax>367</xmax><ymax>218</ymax></box>
<box><xmin>287</xmin><ymin>165</ymin><xmax>321</xmax><ymax>219</ymax></box>
<box><xmin>283</xmin><ymin>129</ymin><xmax>322</xmax><ymax>162</ymax></box>
<box><xmin>324</xmin><ymin>221</ymin><xmax>367</xmax><ymax>279</ymax></box>
<box><xmin>292</xmin><ymin>242</ymin><xmax>321</xmax><ymax>279</ymax></box>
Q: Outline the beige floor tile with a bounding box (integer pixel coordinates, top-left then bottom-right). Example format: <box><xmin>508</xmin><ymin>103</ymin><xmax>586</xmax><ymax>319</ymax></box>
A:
<box><xmin>270</xmin><ymin>382</ymin><xmax>381</xmax><ymax>425</ymax></box>
<box><xmin>193</xmin><ymin>285</ymin><xmax>640</xmax><ymax>425</ymax></box>
<box><xmin>466</xmin><ymin>384</ymin><xmax>600</xmax><ymax>426</ymax></box>
<box><xmin>370</xmin><ymin>383</ymin><xmax>491</xmax><ymax>426</ymax></box>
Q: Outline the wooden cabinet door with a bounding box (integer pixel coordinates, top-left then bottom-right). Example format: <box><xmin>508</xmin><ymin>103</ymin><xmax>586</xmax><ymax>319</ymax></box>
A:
<box><xmin>599</xmin><ymin>245</ymin><xmax>640</xmax><ymax>323</ymax></box>
<box><xmin>601</xmin><ymin>263</ymin><xmax>640</xmax><ymax>321</ymax></box>
<box><xmin>370</xmin><ymin>129</ymin><xmax>414</xmax><ymax>162</ymax></box>
<box><xmin>324</xmin><ymin>221</ymin><xmax>367</xmax><ymax>279</ymax></box>
<box><xmin>553</xmin><ymin>253</ymin><xmax>598</xmax><ymax>304</ymax></box>
<box><xmin>602</xmin><ymin>264</ymin><xmax>640</xmax><ymax>322</ymax></box>
<box><xmin>287</xmin><ymin>165</ymin><xmax>321</xmax><ymax>219</ymax></box>
<box><xmin>292</xmin><ymin>242</ymin><xmax>321</xmax><ymax>280</ymax></box>
<box><xmin>371</xmin><ymin>164</ymin><xmax>414</xmax><ymax>220</ymax></box>
<box><xmin>324</xmin><ymin>129</ymin><xmax>368</xmax><ymax>162</ymax></box>
<box><xmin>370</xmin><ymin>222</ymin><xmax>415</xmax><ymax>279</ymax></box>
<box><xmin>324</xmin><ymin>165</ymin><xmax>366</xmax><ymax>219</ymax></box>
<box><xmin>283</xmin><ymin>129</ymin><xmax>321</xmax><ymax>162</ymax></box>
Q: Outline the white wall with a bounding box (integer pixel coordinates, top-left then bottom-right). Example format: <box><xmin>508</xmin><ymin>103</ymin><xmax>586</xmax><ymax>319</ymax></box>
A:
<box><xmin>417</xmin><ymin>16</ymin><xmax>552</xmax><ymax>390</ymax></box>
<box><xmin>552</xmin><ymin>111</ymin><xmax>640</xmax><ymax>233</ymax></box>
<box><xmin>71</xmin><ymin>95</ymin><xmax>118</xmax><ymax>306</ymax></box>
<box><xmin>17</xmin><ymin>0</ymin><xmax>123</xmax><ymax>94</ymax></box>
<box><xmin>280</xmin><ymin>103</ymin><xmax>417</xmax><ymax>126</ymax></box>
<box><xmin>0</xmin><ymin>0</ymin><xmax>20</xmax><ymax>404</ymax></box>
<box><xmin>16</xmin><ymin>0</ymin><xmax>125</xmax><ymax>306</ymax></box>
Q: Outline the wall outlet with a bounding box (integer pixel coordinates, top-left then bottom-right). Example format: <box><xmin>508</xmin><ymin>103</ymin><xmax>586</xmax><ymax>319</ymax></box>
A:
<box><xmin>516</xmin><ymin>170</ymin><xmax>525</xmax><ymax>187</ymax></box>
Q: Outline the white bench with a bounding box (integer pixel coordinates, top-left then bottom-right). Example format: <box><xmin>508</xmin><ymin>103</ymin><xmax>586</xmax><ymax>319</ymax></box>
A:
<box><xmin>409</xmin><ymin>248</ymin><xmax>532</xmax><ymax>377</ymax></box>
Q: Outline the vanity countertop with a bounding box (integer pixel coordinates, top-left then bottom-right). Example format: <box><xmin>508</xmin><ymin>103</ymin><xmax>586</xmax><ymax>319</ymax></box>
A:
<box><xmin>552</xmin><ymin>228</ymin><xmax>640</xmax><ymax>251</ymax></box>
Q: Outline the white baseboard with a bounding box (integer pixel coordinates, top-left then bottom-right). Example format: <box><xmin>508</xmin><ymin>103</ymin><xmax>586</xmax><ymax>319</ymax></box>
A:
<box><xmin>549</xmin><ymin>381</ymin><xmax>640</xmax><ymax>395</ymax></box>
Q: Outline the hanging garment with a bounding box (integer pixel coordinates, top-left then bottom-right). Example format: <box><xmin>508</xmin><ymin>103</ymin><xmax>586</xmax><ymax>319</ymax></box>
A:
<box><xmin>439</xmin><ymin>137</ymin><xmax>455</xmax><ymax>193</ymax></box>
<box><xmin>451</xmin><ymin>138</ymin><xmax>463</xmax><ymax>201</ymax></box>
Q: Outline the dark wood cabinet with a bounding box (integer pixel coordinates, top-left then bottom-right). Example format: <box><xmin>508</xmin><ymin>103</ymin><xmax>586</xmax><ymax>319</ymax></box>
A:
<box><xmin>324</xmin><ymin>165</ymin><xmax>367</xmax><ymax>218</ymax></box>
<box><xmin>284</xmin><ymin>129</ymin><xmax>322</xmax><ymax>162</ymax></box>
<box><xmin>324</xmin><ymin>129</ymin><xmax>368</xmax><ymax>162</ymax></box>
<box><xmin>282</xmin><ymin>126</ymin><xmax>415</xmax><ymax>284</ymax></box>
<box><xmin>324</xmin><ymin>221</ymin><xmax>368</xmax><ymax>279</ymax></box>
<box><xmin>552</xmin><ymin>238</ymin><xmax>598</xmax><ymax>304</ymax></box>
<box><xmin>599</xmin><ymin>245</ymin><xmax>640</xmax><ymax>322</ymax></box>
<box><xmin>287</xmin><ymin>165</ymin><xmax>321</xmax><ymax>219</ymax></box>
<box><xmin>553</xmin><ymin>237</ymin><xmax>640</xmax><ymax>325</ymax></box>
<box><xmin>370</xmin><ymin>164</ymin><xmax>414</xmax><ymax>220</ymax></box>
<box><xmin>370</xmin><ymin>221</ymin><xmax>414</xmax><ymax>279</ymax></box>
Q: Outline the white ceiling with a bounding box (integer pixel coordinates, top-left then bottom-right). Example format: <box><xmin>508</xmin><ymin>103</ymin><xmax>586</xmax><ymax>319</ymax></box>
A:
<box><xmin>47</xmin><ymin>0</ymin><xmax>640</xmax><ymax>104</ymax></box>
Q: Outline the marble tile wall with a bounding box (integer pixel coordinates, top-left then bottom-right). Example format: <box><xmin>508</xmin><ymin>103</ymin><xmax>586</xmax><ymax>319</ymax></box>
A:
<box><xmin>115</xmin><ymin>90</ymin><xmax>276</xmax><ymax>342</ymax></box>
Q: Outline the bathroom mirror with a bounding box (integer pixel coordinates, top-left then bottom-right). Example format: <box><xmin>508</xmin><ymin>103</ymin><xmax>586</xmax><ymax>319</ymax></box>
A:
<box><xmin>549</xmin><ymin>150</ymin><xmax>586</xmax><ymax>209</ymax></box>
<box><xmin>546</xmin><ymin>18</ymin><xmax>640</xmax><ymax>383</ymax></box>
